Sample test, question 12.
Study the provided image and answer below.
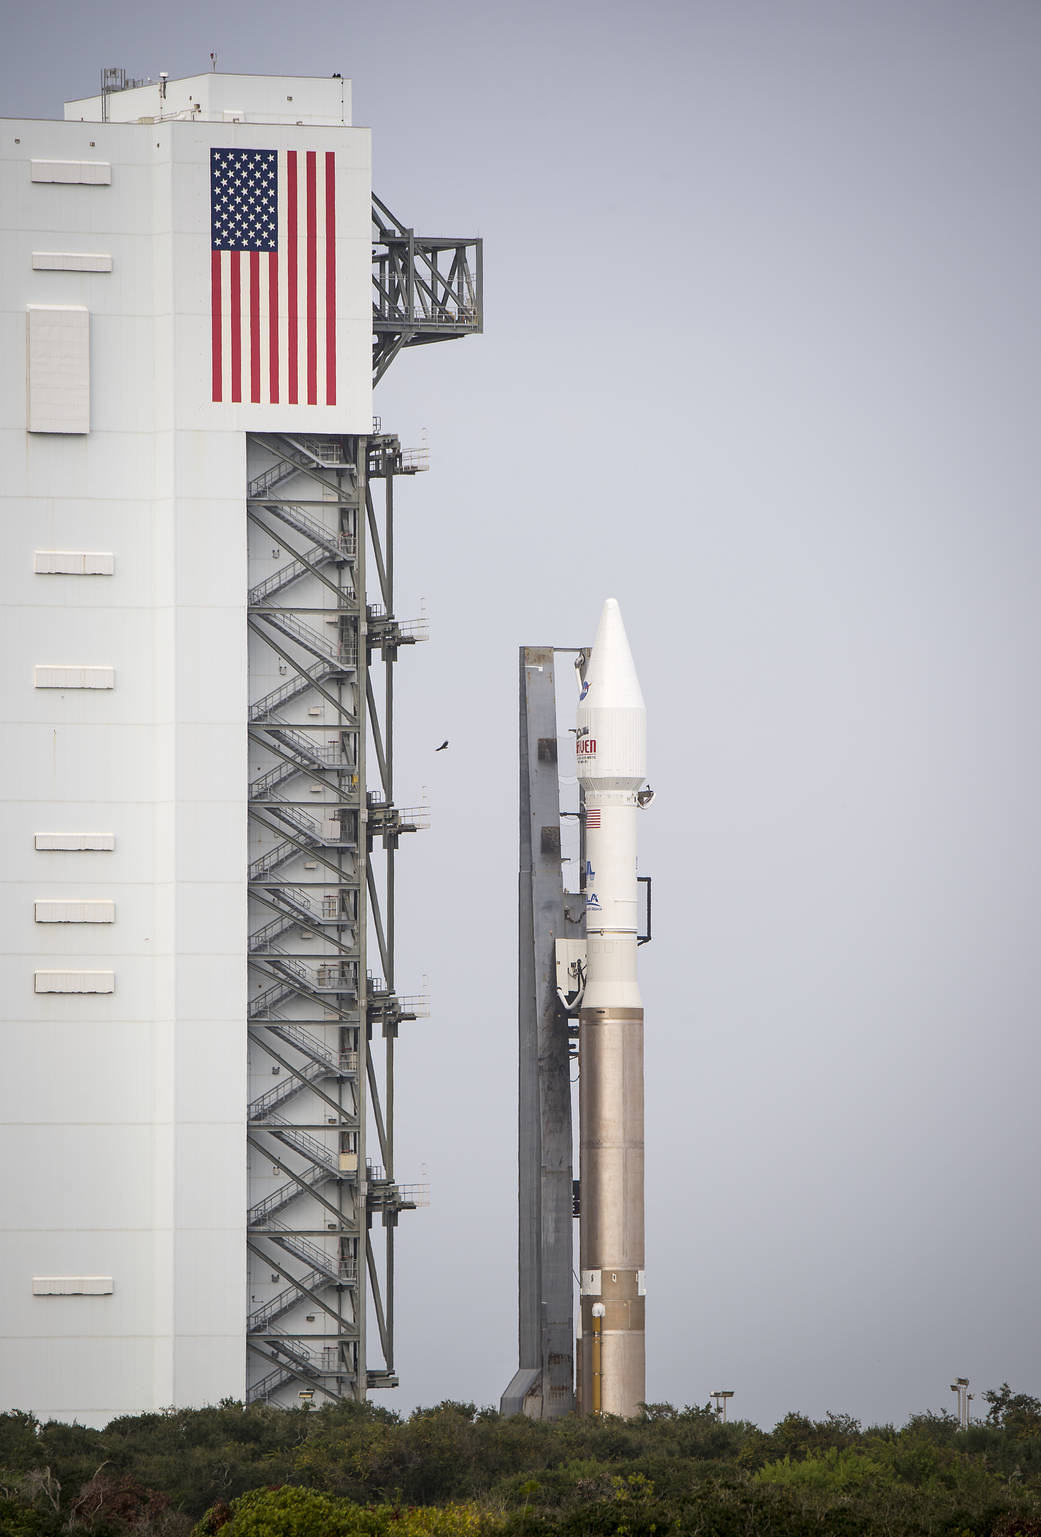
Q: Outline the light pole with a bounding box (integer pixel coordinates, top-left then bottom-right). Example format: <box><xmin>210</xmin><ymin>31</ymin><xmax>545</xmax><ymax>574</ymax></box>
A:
<box><xmin>711</xmin><ymin>1390</ymin><xmax>735</xmax><ymax>1423</ymax></box>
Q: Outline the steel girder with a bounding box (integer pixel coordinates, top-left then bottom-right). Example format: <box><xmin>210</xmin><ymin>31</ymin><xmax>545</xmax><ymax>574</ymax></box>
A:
<box><xmin>372</xmin><ymin>194</ymin><xmax>483</xmax><ymax>385</ymax></box>
<box><xmin>360</xmin><ymin>436</ymin><xmax>430</xmax><ymax>1388</ymax></box>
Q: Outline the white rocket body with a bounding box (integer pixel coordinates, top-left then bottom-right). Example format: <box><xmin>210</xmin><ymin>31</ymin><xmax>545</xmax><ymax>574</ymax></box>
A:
<box><xmin>576</xmin><ymin>598</ymin><xmax>647</xmax><ymax>1418</ymax></box>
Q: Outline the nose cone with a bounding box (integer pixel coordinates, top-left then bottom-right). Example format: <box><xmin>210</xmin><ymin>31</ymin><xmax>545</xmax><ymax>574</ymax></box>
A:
<box><xmin>583</xmin><ymin>598</ymin><xmax>646</xmax><ymax>712</ymax></box>
<box><xmin>577</xmin><ymin>598</ymin><xmax>647</xmax><ymax>788</ymax></box>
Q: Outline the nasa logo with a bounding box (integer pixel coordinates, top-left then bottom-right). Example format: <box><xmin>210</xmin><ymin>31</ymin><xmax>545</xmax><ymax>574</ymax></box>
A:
<box><xmin>576</xmin><ymin>738</ymin><xmax>597</xmax><ymax>755</ymax></box>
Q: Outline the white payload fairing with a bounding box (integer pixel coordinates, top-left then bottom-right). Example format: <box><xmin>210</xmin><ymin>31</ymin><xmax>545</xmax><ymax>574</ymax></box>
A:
<box><xmin>576</xmin><ymin>597</ymin><xmax>648</xmax><ymax>1418</ymax></box>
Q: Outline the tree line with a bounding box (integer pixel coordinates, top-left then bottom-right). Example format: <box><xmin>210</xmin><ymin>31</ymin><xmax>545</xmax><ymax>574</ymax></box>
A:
<box><xmin>2</xmin><ymin>1384</ymin><xmax>1041</xmax><ymax>1535</ymax></box>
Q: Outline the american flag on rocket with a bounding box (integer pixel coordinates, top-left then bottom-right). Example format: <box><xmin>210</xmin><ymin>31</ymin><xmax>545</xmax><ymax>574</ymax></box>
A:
<box><xmin>210</xmin><ymin>147</ymin><xmax>336</xmax><ymax>406</ymax></box>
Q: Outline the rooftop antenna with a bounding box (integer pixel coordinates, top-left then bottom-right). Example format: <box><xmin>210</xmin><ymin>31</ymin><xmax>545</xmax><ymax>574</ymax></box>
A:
<box><xmin>210</xmin><ymin>51</ymin><xmax>217</xmax><ymax>71</ymax></box>
<box><xmin>99</xmin><ymin>65</ymin><xmax>145</xmax><ymax>122</ymax></box>
<box><xmin>99</xmin><ymin>66</ymin><xmax>123</xmax><ymax>124</ymax></box>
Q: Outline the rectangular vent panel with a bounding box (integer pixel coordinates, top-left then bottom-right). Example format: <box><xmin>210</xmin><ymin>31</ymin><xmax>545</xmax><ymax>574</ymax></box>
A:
<box><xmin>31</xmin><ymin>160</ymin><xmax>112</xmax><ymax>185</ymax></box>
<box><xmin>33</xmin><ymin>1276</ymin><xmax>114</xmax><ymax>1295</ymax></box>
<box><xmin>35</xmin><ymin>970</ymin><xmax>114</xmax><ymax>994</ymax></box>
<box><xmin>35</xmin><ymin>900</ymin><xmax>115</xmax><ymax>923</ymax></box>
<box><xmin>27</xmin><ymin>306</ymin><xmax>90</xmax><ymax>433</ymax></box>
<box><xmin>32</xmin><ymin>252</ymin><xmax>113</xmax><ymax>272</ymax></box>
<box><xmin>34</xmin><ymin>551</ymin><xmax>114</xmax><ymax>575</ymax></box>
<box><xmin>34</xmin><ymin>666</ymin><xmax>114</xmax><ymax>689</ymax></box>
<box><xmin>35</xmin><ymin>833</ymin><xmax>116</xmax><ymax>851</ymax></box>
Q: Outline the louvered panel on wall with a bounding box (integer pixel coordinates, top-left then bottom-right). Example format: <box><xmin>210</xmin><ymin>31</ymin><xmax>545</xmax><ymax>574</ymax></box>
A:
<box><xmin>26</xmin><ymin>306</ymin><xmax>90</xmax><ymax>433</ymax></box>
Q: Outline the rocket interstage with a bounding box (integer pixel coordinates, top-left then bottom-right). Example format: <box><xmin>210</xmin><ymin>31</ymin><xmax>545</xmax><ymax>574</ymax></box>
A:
<box><xmin>576</xmin><ymin>597</ymin><xmax>647</xmax><ymax>1419</ymax></box>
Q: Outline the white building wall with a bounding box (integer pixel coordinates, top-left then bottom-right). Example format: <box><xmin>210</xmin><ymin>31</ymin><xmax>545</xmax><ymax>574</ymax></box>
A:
<box><xmin>0</xmin><ymin>74</ymin><xmax>371</xmax><ymax>1424</ymax></box>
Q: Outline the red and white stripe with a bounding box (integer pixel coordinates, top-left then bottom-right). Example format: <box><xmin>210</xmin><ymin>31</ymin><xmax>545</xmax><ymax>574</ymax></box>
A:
<box><xmin>211</xmin><ymin>148</ymin><xmax>336</xmax><ymax>406</ymax></box>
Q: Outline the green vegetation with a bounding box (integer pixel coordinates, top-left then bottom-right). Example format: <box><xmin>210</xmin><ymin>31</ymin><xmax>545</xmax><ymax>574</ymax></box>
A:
<box><xmin>2</xmin><ymin>1387</ymin><xmax>1041</xmax><ymax>1536</ymax></box>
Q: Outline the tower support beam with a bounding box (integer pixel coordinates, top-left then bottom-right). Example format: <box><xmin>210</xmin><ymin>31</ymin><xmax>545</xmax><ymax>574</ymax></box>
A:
<box><xmin>502</xmin><ymin>649</ymin><xmax>578</xmax><ymax>1418</ymax></box>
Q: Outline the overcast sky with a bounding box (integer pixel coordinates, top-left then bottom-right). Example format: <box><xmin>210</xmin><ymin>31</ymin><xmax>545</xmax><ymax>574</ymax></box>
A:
<box><xmin>6</xmin><ymin>0</ymin><xmax>1041</xmax><ymax>1431</ymax></box>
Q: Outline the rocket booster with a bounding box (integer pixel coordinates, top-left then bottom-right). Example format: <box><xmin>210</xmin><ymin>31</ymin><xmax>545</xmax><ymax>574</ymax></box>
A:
<box><xmin>576</xmin><ymin>598</ymin><xmax>647</xmax><ymax>1418</ymax></box>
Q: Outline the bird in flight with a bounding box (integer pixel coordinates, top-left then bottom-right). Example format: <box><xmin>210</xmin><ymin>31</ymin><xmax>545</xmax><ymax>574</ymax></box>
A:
<box><xmin>436</xmin><ymin>740</ymin><xmax>449</xmax><ymax>752</ymax></box>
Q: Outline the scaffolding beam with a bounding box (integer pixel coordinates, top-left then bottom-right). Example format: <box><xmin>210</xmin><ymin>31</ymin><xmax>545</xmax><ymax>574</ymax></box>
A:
<box><xmin>372</xmin><ymin>194</ymin><xmax>483</xmax><ymax>384</ymax></box>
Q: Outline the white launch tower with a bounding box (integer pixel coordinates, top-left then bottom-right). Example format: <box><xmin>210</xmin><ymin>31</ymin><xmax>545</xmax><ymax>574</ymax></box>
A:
<box><xmin>0</xmin><ymin>70</ymin><xmax>480</xmax><ymax>1424</ymax></box>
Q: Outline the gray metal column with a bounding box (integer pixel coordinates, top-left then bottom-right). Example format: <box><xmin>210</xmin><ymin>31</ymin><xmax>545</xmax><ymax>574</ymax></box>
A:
<box><xmin>361</xmin><ymin>435</ymin><xmax>429</xmax><ymax>1391</ymax></box>
<box><xmin>502</xmin><ymin>648</ymin><xmax>576</xmax><ymax>1418</ymax></box>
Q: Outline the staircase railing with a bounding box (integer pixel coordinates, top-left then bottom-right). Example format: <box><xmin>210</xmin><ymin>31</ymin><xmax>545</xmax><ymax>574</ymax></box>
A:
<box><xmin>254</xmin><ymin>1216</ymin><xmax>355</xmax><ymax>1281</ymax></box>
<box><xmin>246</xmin><ymin>1339</ymin><xmax>322</xmax><ymax>1403</ymax></box>
<box><xmin>254</xmin><ymin>1114</ymin><xmax>341</xmax><ymax>1174</ymax></box>
<box><xmin>248</xmin><ymin>955</ymin><xmax>308</xmax><ymax>1018</ymax></box>
<box><xmin>250</xmin><ymin>498</ymin><xmax>348</xmax><ymax>560</ymax></box>
<box><xmin>260</xmin><ymin>610</ymin><xmax>355</xmax><ymax>668</ymax></box>
<box><xmin>247</xmin><ymin>1055</ymin><xmax>329</xmax><ymax>1120</ymax></box>
<box><xmin>250</xmin><ymin>661</ymin><xmax>332</xmax><ymax>722</ymax></box>
<box><xmin>261</xmin><ymin>1020</ymin><xmax>345</xmax><ymax>1072</ymax></box>
<box><xmin>247</xmin><ymin>1161</ymin><xmax>332</xmax><ymax>1226</ymax></box>
<box><xmin>249</xmin><ymin>536</ymin><xmax>357</xmax><ymax>607</ymax></box>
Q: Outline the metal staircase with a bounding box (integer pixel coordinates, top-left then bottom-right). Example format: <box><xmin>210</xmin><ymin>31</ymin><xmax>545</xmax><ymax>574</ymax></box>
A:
<box><xmin>254</xmin><ymin>1114</ymin><xmax>348</xmax><ymax>1174</ymax></box>
<box><xmin>249</xmin><ymin>1257</ymin><xmax>356</xmax><ymax>1333</ymax></box>
<box><xmin>247</xmin><ymin>1055</ymin><xmax>335</xmax><ymax>1121</ymax></box>
<box><xmin>246</xmin><ymin>429</ymin><xmax>441</xmax><ymax>1406</ymax></box>
<box><xmin>249</xmin><ymin>966</ymin><xmax>360</xmax><ymax>1021</ymax></box>
<box><xmin>248</xmin><ymin>1161</ymin><xmax>335</xmax><ymax>1227</ymax></box>
<box><xmin>246</xmin><ymin>1337</ymin><xmax>344</xmax><ymax>1404</ymax></box>
<box><xmin>248</xmin><ymin>887</ymin><xmax>324</xmax><ymax>953</ymax></box>
<box><xmin>246</xmin><ymin>1347</ymin><xmax>318</xmax><ymax>1405</ymax></box>
<box><xmin>253</xmin><ymin>1217</ymin><xmax>357</xmax><ymax>1282</ymax></box>
<box><xmin>256</xmin><ymin>503</ymin><xmax>348</xmax><ymax>561</ymax></box>
<box><xmin>260</xmin><ymin>1019</ymin><xmax>355</xmax><ymax>1073</ymax></box>
<box><xmin>250</xmin><ymin>535</ymin><xmax>357</xmax><ymax>608</ymax></box>
<box><xmin>258</xmin><ymin>609</ymin><xmax>356</xmax><ymax>669</ymax></box>
<box><xmin>250</xmin><ymin>803</ymin><xmax>354</xmax><ymax>884</ymax></box>
<box><xmin>249</xmin><ymin>726</ymin><xmax>349</xmax><ymax>801</ymax></box>
<box><xmin>250</xmin><ymin>662</ymin><xmax>335</xmax><ymax>724</ymax></box>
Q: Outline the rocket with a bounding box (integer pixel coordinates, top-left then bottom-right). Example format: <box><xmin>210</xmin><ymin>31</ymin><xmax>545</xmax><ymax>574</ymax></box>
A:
<box><xmin>576</xmin><ymin>597</ymin><xmax>648</xmax><ymax>1418</ymax></box>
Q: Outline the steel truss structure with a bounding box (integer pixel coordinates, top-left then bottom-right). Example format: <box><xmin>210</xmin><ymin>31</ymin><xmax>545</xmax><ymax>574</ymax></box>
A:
<box><xmin>372</xmin><ymin>194</ymin><xmax>483</xmax><ymax>384</ymax></box>
<box><xmin>245</xmin><ymin>431</ymin><xmax>429</xmax><ymax>1405</ymax></box>
<box><xmin>244</xmin><ymin>194</ymin><xmax>481</xmax><ymax>1407</ymax></box>
<box><xmin>501</xmin><ymin>650</ymin><xmax>585</xmax><ymax>1419</ymax></box>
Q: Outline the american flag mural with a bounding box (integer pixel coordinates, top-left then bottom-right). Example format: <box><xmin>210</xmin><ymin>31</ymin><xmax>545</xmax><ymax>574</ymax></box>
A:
<box><xmin>210</xmin><ymin>147</ymin><xmax>336</xmax><ymax>405</ymax></box>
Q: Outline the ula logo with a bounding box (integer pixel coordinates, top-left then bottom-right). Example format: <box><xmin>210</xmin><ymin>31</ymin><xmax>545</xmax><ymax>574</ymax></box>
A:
<box><xmin>576</xmin><ymin>738</ymin><xmax>597</xmax><ymax>755</ymax></box>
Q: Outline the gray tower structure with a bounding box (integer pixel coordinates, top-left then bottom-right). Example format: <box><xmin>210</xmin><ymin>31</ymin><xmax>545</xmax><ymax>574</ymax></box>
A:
<box><xmin>501</xmin><ymin>649</ymin><xmax>586</xmax><ymax>1419</ymax></box>
<box><xmin>245</xmin><ymin>202</ymin><xmax>481</xmax><ymax>1405</ymax></box>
